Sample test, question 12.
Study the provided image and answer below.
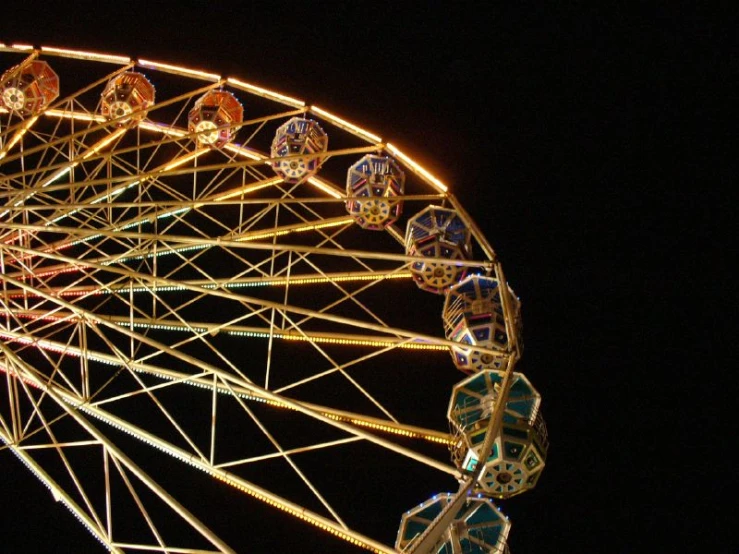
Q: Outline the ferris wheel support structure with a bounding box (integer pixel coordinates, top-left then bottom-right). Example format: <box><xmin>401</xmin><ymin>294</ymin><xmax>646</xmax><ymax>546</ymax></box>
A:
<box><xmin>0</xmin><ymin>343</ymin><xmax>236</xmax><ymax>554</ymax></box>
<box><xmin>0</xmin><ymin>43</ymin><xmax>546</xmax><ymax>553</ymax></box>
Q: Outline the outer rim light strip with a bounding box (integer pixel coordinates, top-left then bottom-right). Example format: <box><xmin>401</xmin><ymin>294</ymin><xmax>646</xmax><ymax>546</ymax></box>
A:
<box><xmin>40</xmin><ymin>46</ymin><xmax>131</xmax><ymax>65</ymax></box>
<box><xmin>162</xmin><ymin>148</ymin><xmax>207</xmax><ymax>171</ymax></box>
<box><xmin>10</xmin><ymin>43</ymin><xmax>34</xmax><ymax>51</ymax></box>
<box><xmin>227</xmin><ymin>78</ymin><xmax>305</xmax><ymax>108</ymax></box>
<box><xmin>310</xmin><ymin>106</ymin><xmax>382</xmax><ymax>143</ymax></box>
<box><xmin>223</xmin><ymin>143</ymin><xmax>267</xmax><ymax>161</ymax></box>
<box><xmin>386</xmin><ymin>142</ymin><xmax>448</xmax><ymax>193</ymax></box>
<box><xmin>213</xmin><ymin>177</ymin><xmax>282</xmax><ymax>200</ymax></box>
<box><xmin>0</xmin><ymin>115</ymin><xmax>38</xmax><ymax>160</ymax></box>
<box><xmin>137</xmin><ymin>58</ymin><xmax>221</xmax><ymax>82</ymax></box>
<box><xmin>45</xmin><ymin>108</ymin><xmax>106</xmax><ymax>123</ymax></box>
<box><xmin>307</xmin><ymin>176</ymin><xmax>343</xmax><ymax>199</ymax></box>
<box><xmin>138</xmin><ymin>120</ymin><xmax>189</xmax><ymax>138</ymax></box>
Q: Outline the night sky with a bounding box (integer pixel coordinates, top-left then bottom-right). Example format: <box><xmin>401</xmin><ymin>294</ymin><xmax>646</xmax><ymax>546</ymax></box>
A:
<box><xmin>1</xmin><ymin>3</ymin><xmax>730</xmax><ymax>553</ymax></box>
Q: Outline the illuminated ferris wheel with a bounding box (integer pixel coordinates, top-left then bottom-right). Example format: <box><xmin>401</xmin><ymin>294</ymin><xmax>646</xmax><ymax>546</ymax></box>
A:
<box><xmin>0</xmin><ymin>43</ymin><xmax>548</xmax><ymax>553</ymax></box>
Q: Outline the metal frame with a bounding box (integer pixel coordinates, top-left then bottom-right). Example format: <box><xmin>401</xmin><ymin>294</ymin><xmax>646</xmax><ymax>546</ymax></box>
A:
<box><xmin>1</xmin><ymin>44</ymin><xmax>520</xmax><ymax>553</ymax></box>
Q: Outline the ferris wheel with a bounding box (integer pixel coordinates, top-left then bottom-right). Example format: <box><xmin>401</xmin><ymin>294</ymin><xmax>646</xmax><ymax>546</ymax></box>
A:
<box><xmin>0</xmin><ymin>43</ymin><xmax>548</xmax><ymax>553</ymax></box>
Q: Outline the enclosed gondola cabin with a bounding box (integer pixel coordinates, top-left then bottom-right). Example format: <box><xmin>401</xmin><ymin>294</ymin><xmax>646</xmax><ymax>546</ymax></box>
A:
<box><xmin>100</xmin><ymin>72</ymin><xmax>155</xmax><ymax>128</ymax></box>
<box><xmin>442</xmin><ymin>274</ymin><xmax>521</xmax><ymax>374</ymax></box>
<box><xmin>187</xmin><ymin>90</ymin><xmax>243</xmax><ymax>148</ymax></box>
<box><xmin>0</xmin><ymin>60</ymin><xmax>59</xmax><ymax>116</ymax></box>
<box><xmin>270</xmin><ymin>116</ymin><xmax>327</xmax><ymax>183</ymax></box>
<box><xmin>345</xmin><ymin>154</ymin><xmax>404</xmax><ymax>230</ymax></box>
<box><xmin>396</xmin><ymin>493</ymin><xmax>511</xmax><ymax>553</ymax></box>
<box><xmin>405</xmin><ymin>205</ymin><xmax>473</xmax><ymax>294</ymax></box>
<box><xmin>448</xmin><ymin>370</ymin><xmax>548</xmax><ymax>498</ymax></box>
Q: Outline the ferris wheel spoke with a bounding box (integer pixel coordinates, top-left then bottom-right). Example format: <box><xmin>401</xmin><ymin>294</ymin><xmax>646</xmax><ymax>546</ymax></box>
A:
<box><xmin>2</xmin><ymin>324</ymin><xmax>451</xmax><ymax>446</ymax></box>
<box><xmin>1</xmin><ymin>355</ymin><xmax>45</xmax><ymax>442</ymax></box>
<box><xmin>10</xmin><ymin>297</ymin><xmax>440</xmax><ymax>424</ymax></box>
<box><xmin>3</xmin><ymin>246</ymin><xmax>476</xmax><ymax>357</ymax></box>
<box><xmin>87</xmin><ymin>369</ymin><xmax>212</xmax><ymax>411</ymax></box>
<box><xmin>8</xmin><ymin>306</ymin><xmax>448</xmax><ymax>358</ymax></box>
<box><xmin>271</xmin><ymin>333</ymin><xmax>436</xmax><ymax>396</ymax></box>
<box><xmin>110</xmin><ymin>291</ymin><xmax>272</xmax><ymax>379</ymax></box>
<box><xmin>2</xmin><ymin>121</ymin><xmax>126</xmax><ymax>191</ymax></box>
<box><xmin>0</xmin><ymin>114</ymin><xmax>39</xmax><ymax>161</ymax></box>
<box><xmin>4</xmin><ymin>269</ymin><xmax>416</xmax><ymax>302</ymax></box>
<box><xmin>237</xmin><ymin>214</ymin><xmax>396</xmax><ymax>329</ymax></box>
<box><xmin>105</xmin><ymin>451</ymin><xmax>177</xmax><ymax>552</ymax></box>
<box><xmin>0</xmin><ymin>411</ymin><xmax>14</xmax><ymax>443</ymax></box>
<box><xmin>92</xmin><ymin>316</ymin><xmax>456</xmax><ymax>473</ymax></box>
<box><xmin>3</xmin><ymin>220</ymin><xmax>494</xmax><ymax>277</ymax></box>
<box><xmin>222</xmin><ymin>219</ymin><xmax>352</xmax><ymax>281</ymax></box>
<box><xmin>8</xmin><ymin>181</ymin><xmax>339</xmax><ymax>271</ymax></box>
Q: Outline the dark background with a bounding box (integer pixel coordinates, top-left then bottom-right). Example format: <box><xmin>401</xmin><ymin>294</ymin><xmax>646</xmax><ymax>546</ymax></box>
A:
<box><xmin>1</xmin><ymin>2</ymin><xmax>732</xmax><ymax>553</ymax></box>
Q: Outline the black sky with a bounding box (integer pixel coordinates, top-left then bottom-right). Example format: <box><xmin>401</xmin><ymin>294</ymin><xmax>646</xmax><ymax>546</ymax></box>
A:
<box><xmin>1</xmin><ymin>2</ymin><xmax>732</xmax><ymax>553</ymax></box>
